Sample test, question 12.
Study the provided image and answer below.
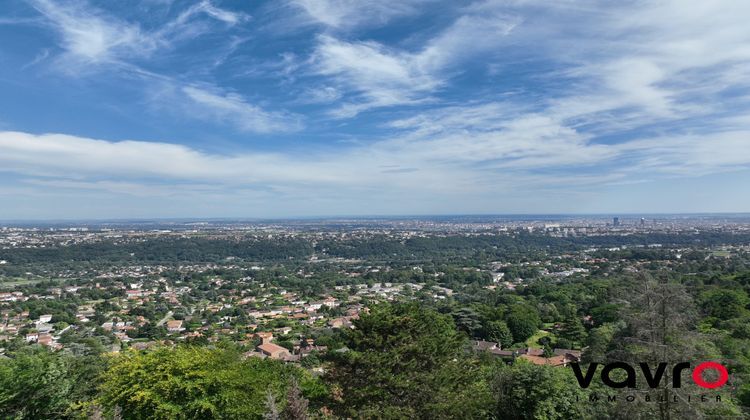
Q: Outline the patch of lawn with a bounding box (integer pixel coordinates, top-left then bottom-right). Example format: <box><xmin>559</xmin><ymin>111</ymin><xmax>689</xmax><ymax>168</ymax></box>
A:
<box><xmin>525</xmin><ymin>329</ymin><xmax>550</xmax><ymax>348</ymax></box>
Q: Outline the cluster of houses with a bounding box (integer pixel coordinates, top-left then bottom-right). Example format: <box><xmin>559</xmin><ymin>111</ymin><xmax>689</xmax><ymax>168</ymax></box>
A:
<box><xmin>0</xmin><ymin>312</ymin><xmax>70</xmax><ymax>350</ymax></box>
<box><xmin>0</xmin><ymin>252</ymin><xmax>474</xmax><ymax>363</ymax></box>
<box><xmin>0</xmin><ymin>292</ymin><xmax>24</xmax><ymax>302</ymax></box>
<box><xmin>471</xmin><ymin>340</ymin><xmax>582</xmax><ymax>367</ymax></box>
<box><xmin>1</xmin><ymin>266</ymin><xmax>588</xmax><ymax>369</ymax></box>
<box><xmin>243</xmin><ymin>331</ymin><xmax>329</xmax><ymax>362</ymax></box>
<box><xmin>0</xmin><ymin>309</ymin><xmax>29</xmax><ymax>343</ymax></box>
<box><xmin>0</xmin><ymin>268</ymin><xmax>461</xmax><ymax>360</ymax></box>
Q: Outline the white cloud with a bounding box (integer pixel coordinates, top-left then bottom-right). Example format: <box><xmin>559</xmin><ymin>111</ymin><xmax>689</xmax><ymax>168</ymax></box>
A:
<box><xmin>365</xmin><ymin>0</ymin><xmax>750</xmax><ymax>186</ymax></box>
<box><xmin>311</xmin><ymin>35</ymin><xmax>440</xmax><ymax>117</ymax></box>
<box><xmin>494</xmin><ymin>0</ymin><xmax>750</xmax><ymax>125</ymax></box>
<box><xmin>0</xmin><ymin>131</ymin><xmax>331</xmax><ymax>184</ymax></box>
<box><xmin>311</xmin><ymin>10</ymin><xmax>517</xmax><ymax>117</ymax></box>
<box><xmin>29</xmin><ymin>0</ymin><xmax>247</xmax><ymax>68</ymax></box>
<box><xmin>193</xmin><ymin>1</ymin><xmax>247</xmax><ymax>25</ymax></box>
<box><xmin>386</xmin><ymin>111</ymin><xmax>616</xmax><ymax>170</ymax></box>
<box><xmin>21</xmin><ymin>48</ymin><xmax>51</xmax><ymax>69</ymax></box>
<box><xmin>416</xmin><ymin>12</ymin><xmax>518</xmax><ymax>71</ymax></box>
<box><xmin>616</xmin><ymin>132</ymin><xmax>750</xmax><ymax>176</ymax></box>
<box><xmin>25</xmin><ymin>1</ymin><xmax>288</xmax><ymax>134</ymax></box>
<box><xmin>181</xmin><ymin>86</ymin><xmax>303</xmax><ymax>133</ymax></box>
<box><xmin>4</xmin><ymin>115</ymin><xmax>749</xmax><ymax>197</ymax></box>
<box><xmin>298</xmin><ymin>86</ymin><xmax>342</xmax><ymax>104</ymax></box>
<box><xmin>30</xmin><ymin>0</ymin><xmax>155</xmax><ymax>65</ymax></box>
<box><xmin>1</xmin><ymin>123</ymin><xmax>749</xmax><ymax>217</ymax></box>
<box><xmin>291</xmin><ymin>0</ymin><xmax>430</xmax><ymax>30</ymax></box>
<box><xmin>388</xmin><ymin>102</ymin><xmax>524</xmax><ymax>134</ymax></box>
<box><xmin>22</xmin><ymin>179</ymin><xmax>212</xmax><ymax>197</ymax></box>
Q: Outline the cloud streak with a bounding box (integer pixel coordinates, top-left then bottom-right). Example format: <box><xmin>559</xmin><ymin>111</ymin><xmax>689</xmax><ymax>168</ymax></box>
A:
<box><xmin>30</xmin><ymin>0</ymin><xmax>156</xmax><ymax>65</ymax></box>
<box><xmin>181</xmin><ymin>86</ymin><xmax>303</xmax><ymax>133</ymax></box>
<box><xmin>2</xmin><ymin>119</ymin><xmax>748</xmax><ymax>194</ymax></box>
<box><xmin>30</xmin><ymin>0</ymin><xmax>248</xmax><ymax>67</ymax></box>
<box><xmin>310</xmin><ymin>9</ymin><xmax>518</xmax><ymax>116</ymax></box>
<box><xmin>290</xmin><ymin>0</ymin><xmax>432</xmax><ymax>30</ymax></box>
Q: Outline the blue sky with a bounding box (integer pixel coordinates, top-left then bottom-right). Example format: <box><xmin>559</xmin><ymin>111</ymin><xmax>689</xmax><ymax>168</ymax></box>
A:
<box><xmin>0</xmin><ymin>0</ymin><xmax>749</xmax><ymax>219</ymax></box>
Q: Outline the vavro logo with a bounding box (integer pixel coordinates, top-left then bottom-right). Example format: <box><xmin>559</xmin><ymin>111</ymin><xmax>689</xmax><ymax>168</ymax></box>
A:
<box><xmin>571</xmin><ymin>361</ymin><xmax>729</xmax><ymax>389</ymax></box>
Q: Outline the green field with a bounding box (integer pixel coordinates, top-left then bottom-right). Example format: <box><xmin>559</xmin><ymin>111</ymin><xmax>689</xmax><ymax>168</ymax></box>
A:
<box><xmin>524</xmin><ymin>329</ymin><xmax>551</xmax><ymax>348</ymax></box>
<box><xmin>0</xmin><ymin>277</ymin><xmax>62</xmax><ymax>288</ymax></box>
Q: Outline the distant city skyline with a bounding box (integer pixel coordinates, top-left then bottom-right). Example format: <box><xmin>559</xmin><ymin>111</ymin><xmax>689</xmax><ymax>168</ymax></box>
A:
<box><xmin>3</xmin><ymin>213</ymin><xmax>750</xmax><ymax>225</ymax></box>
<box><xmin>1</xmin><ymin>0</ymin><xmax>749</xmax><ymax>219</ymax></box>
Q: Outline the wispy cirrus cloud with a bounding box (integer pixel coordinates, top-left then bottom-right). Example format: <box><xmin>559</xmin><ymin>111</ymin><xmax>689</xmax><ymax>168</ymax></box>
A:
<box><xmin>296</xmin><ymin>86</ymin><xmax>342</xmax><ymax>104</ymax></box>
<box><xmin>181</xmin><ymin>86</ymin><xmax>303</xmax><ymax>133</ymax></box>
<box><xmin>310</xmin><ymin>9</ymin><xmax>518</xmax><ymax>117</ymax></box>
<box><xmin>183</xmin><ymin>1</ymin><xmax>248</xmax><ymax>25</ymax></box>
<box><xmin>494</xmin><ymin>0</ymin><xmax>750</xmax><ymax>125</ymax></box>
<box><xmin>29</xmin><ymin>0</ymin><xmax>157</xmax><ymax>65</ymax></box>
<box><xmin>290</xmin><ymin>0</ymin><xmax>432</xmax><ymax>30</ymax></box>
<box><xmin>29</xmin><ymin>0</ymin><xmax>248</xmax><ymax>67</ymax></box>
<box><xmin>373</xmin><ymin>0</ymin><xmax>750</xmax><ymax>185</ymax></box>
<box><xmin>311</xmin><ymin>35</ymin><xmax>441</xmax><ymax>117</ymax></box>
<box><xmin>25</xmin><ymin>0</ymin><xmax>296</xmax><ymax>135</ymax></box>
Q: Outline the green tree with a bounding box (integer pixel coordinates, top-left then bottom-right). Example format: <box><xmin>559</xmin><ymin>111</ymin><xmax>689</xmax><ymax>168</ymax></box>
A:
<box><xmin>452</xmin><ymin>307</ymin><xmax>483</xmax><ymax>337</ymax></box>
<box><xmin>0</xmin><ymin>347</ymin><xmax>87</xmax><ymax>419</ymax></box>
<box><xmin>282</xmin><ymin>377</ymin><xmax>309</xmax><ymax>420</ymax></box>
<box><xmin>582</xmin><ymin>322</ymin><xmax>621</xmax><ymax>363</ymax></box>
<box><xmin>99</xmin><ymin>346</ymin><xmax>323</xmax><ymax>419</ymax></box>
<box><xmin>613</xmin><ymin>275</ymin><xmax>742</xmax><ymax>419</ymax></box>
<box><xmin>326</xmin><ymin>303</ymin><xmax>491</xmax><ymax>418</ymax></box>
<box><xmin>506</xmin><ymin>305</ymin><xmax>541</xmax><ymax>343</ymax></box>
<box><xmin>700</xmin><ymin>289</ymin><xmax>749</xmax><ymax>320</ymax></box>
<box><xmin>264</xmin><ymin>391</ymin><xmax>280</xmax><ymax>420</ymax></box>
<box><xmin>484</xmin><ymin>320</ymin><xmax>513</xmax><ymax>348</ymax></box>
<box><xmin>491</xmin><ymin>361</ymin><xmax>597</xmax><ymax>419</ymax></box>
<box><xmin>542</xmin><ymin>344</ymin><xmax>554</xmax><ymax>358</ymax></box>
<box><xmin>559</xmin><ymin>315</ymin><xmax>587</xmax><ymax>347</ymax></box>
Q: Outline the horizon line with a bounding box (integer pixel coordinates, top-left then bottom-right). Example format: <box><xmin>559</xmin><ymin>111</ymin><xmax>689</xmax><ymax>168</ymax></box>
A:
<box><xmin>2</xmin><ymin>211</ymin><xmax>750</xmax><ymax>224</ymax></box>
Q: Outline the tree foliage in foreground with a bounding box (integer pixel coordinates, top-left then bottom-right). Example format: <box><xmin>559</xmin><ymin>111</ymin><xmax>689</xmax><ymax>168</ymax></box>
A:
<box><xmin>0</xmin><ymin>347</ymin><xmax>105</xmax><ymax>419</ymax></box>
<box><xmin>0</xmin><ymin>347</ymin><xmax>76</xmax><ymax>419</ymax></box>
<box><xmin>326</xmin><ymin>303</ymin><xmax>492</xmax><ymax>419</ymax></box>
<box><xmin>491</xmin><ymin>361</ymin><xmax>599</xmax><ymax>420</ymax></box>
<box><xmin>99</xmin><ymin>346</ymin><xmax>325</xmax><ymax>419</ymax></box>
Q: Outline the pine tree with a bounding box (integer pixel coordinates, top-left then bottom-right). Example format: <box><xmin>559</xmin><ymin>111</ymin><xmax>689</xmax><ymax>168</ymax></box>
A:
<box><xmin>542</xmin><ymin>344</ymin><xmax>554</xmax><ymax>358</ymax></box>
<box><xmin>560</xmin><ymin>314</ymin><xmax>587</xmax><ymax>347</ymax></box>
<box><xmin>611</xmin><ymin>273</ymin><xmax>741</xmax><ymax>419</ymax></box>
<box><xmin>282</xmin><ymin>377</ymin><xmax>309</xmax><ymax>420</ymax></box>
<box><xmin>264</xmin><ymin>391</ymin><xmax>280</xmax><ymax>420</ymax></box>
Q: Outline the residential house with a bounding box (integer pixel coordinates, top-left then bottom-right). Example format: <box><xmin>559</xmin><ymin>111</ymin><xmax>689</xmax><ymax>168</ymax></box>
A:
<box><xmin>254</xmin><ymin>331</ymin><xmax>274</xmax><ymax>343</ymax></box>
<box><xmin>471</xmin><ymin>340</ymin><xmax>515</xmax><ymax>358</ymax></box>
<box><xmin>37</xmin><ymin>333</ymin><xmax>54</xmax><ymax>347</ymax></box>
<box><xmin>166</xmin><ymin>320</ymin><xmax>185</xmax><ymax>333</ymax></box>
<box><xmin>517</xmin><ymin>348</ymin><xmax>582</xmax><ymax>367</ymax></box>
<box><xmin>258</xmin><ymin>342</ymin><xmax>294</xmax><ymax>361</ymax></box>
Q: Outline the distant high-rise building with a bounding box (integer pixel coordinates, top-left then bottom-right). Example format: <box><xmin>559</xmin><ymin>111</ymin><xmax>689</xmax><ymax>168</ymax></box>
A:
<box><xmin>640</xmin><ymin>217</ymin><xmax>646</xmax><ymax>227</ymax></box>
<box><xmin>613</xmin><ymin>217</ymin><xmax>620</xmax><ymax>227</ymax></box>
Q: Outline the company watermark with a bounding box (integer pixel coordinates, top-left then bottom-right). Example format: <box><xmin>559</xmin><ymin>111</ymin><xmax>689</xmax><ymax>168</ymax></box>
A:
<box><xmin>570</xmin><ymin>361</ymin><xmax>729</xmax><ymax>404</ymax></box>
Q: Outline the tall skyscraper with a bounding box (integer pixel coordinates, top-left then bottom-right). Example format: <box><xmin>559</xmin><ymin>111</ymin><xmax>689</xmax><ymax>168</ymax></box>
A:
<box><xmin>613</xmin><ymin>217</ymin><xmax>620</xmax><ymax>227</ymax></box>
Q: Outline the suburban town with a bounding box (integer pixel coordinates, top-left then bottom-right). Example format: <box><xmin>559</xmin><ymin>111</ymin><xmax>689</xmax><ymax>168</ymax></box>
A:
<box><xmin>2</xmin><ymin>215</ymin><xmax>749</xmax><ymax>369</ymax></box>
